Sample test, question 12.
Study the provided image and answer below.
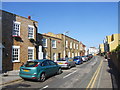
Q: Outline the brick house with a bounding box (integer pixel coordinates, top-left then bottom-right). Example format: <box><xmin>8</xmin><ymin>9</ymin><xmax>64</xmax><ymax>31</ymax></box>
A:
<box><xmin>79</xmin><ymin>42</ymin><xmax>86</xmax><ymax>56</ymax></box>
<box><xmin>58</xmin><ymin>34</ymin><xmax>80</xmax><ymax>58</ymax></box>
<box><xmin>38</xmin><ymin>33</ymin><xmax>63</xmax><ymax>62</ymax></box>
<box><xmin>2</xmin><ymin>10</ymin><xmax>38</xmax><ymax>71</ymax></box>
<box><xmin>38</xmin><ymin>32</ymin><xmax>81</xmax><ymax>60</ymax></box>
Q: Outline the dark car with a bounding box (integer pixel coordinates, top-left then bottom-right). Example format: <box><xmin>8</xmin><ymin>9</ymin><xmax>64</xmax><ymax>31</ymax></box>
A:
<box><xmin>87</xmin><ymin>54</ymin><xmax>93</xmax><ymax>60</ymax></box>
<box><xmin>19</xmin><ymin>59</ymin><xmax>62</xmax><ymax>82</ymax></box>
<box><xmin>73</xmin><ymin>56</ymin><xmax>83</xmax><ymax>65</ymax></box>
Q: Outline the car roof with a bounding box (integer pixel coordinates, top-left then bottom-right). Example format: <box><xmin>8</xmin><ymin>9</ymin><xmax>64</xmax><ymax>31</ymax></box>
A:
<box><xmin>27</xmin><ymin>59</ymin><xmax>50</xmax><ymax>62</ymax></box>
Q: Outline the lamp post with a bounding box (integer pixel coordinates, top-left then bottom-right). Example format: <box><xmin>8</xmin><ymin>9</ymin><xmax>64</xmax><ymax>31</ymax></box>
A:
<box><xmin>64</xmin><ymin>31</ymin><xmax>69</xmax><ymax>58</ymax></box>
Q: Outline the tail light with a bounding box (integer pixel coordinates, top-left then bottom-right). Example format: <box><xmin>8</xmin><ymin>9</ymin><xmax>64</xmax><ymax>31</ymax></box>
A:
<box><xmin>34</xmin><ymin>64</ymin><xmax>38</xmax><ymax>67</ymax></box>
<box><xmin>65</xmin><ymin>62</ymin><xmax>68</xmax><ymax>64</ymax></box>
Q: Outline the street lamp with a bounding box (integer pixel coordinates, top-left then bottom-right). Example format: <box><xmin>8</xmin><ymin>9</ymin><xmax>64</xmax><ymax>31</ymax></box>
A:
<box><xmin>63</xmin><ymin>31</ymin><xmax>69</xmax><ymax>58</ymax></box>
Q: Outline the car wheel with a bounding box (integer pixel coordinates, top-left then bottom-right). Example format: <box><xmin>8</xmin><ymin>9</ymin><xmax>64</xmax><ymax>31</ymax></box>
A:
<box><xmin>22</xmin><ymin>78</ymin><xmax>28</xmax><ymax>81</ymax></box>
<box><xmin>38</xmin><ymin>73</ymin><xmax>46</xmax><ymax>82</ymax></box>
<box><xmin>74</xmin><ymin>64</ymin><xmax>76</xmax><ymax>67</ymax></box>
<box><xmin>57</xmin><ymin>68</ymin><xmax>62</xmax><ymax>74</ymax></box>
<box><xmin>68</xmin><ymin>65</ymin><xmax>71</xmax><ymax>69</ymax></box>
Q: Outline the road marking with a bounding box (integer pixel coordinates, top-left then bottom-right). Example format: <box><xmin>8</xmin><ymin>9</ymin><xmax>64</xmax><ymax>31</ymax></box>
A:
<box><xmin>63</xmin><ymin>70</ymin><xmax>77</xmax><ymax>79</ymax></box>
<box><xmin>97</xmin><ymin>63</ymin><xmax>103</xmax><ymax>89</ymax></box>
<box><xmin>86</xmin><ymin>60</ymin><xmax>103</xmax><ymax>90</ymax></box>
<box><xmin>90</xmin><ymin>61</ymin><xmax>103</xmax><ymax>89</ymax></box>
<box><xmin>40</xmin><ymin>85</ymin><xmax>48</xmax><ymax>90</ymax></box>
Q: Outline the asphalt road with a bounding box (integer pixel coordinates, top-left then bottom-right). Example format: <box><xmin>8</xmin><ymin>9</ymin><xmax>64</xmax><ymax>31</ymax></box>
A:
<box><xmin>2</xmin><ymin>56</ymin><xmax>107</xmax><ymax>89</ymax></box>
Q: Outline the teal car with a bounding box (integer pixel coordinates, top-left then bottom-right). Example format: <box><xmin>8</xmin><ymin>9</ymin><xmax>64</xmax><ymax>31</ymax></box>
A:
<box><xmin>19</xmin><ymin>59</ymin><xmax>62</xmax><ymax>82</ymax></box>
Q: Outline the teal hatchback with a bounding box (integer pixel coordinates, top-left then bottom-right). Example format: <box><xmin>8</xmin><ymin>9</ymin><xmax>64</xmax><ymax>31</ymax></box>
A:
<box><xmin>19</xmin><ymin>59</ymin><xmax>62</xmax><ymax>82</ymax></box>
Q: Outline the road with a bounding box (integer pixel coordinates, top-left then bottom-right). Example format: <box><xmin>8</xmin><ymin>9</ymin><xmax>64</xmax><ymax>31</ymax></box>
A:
<box><xmin>2</xmin><ymin>56</ymin><xmax>112</xmax><ymax>89</ymax></box>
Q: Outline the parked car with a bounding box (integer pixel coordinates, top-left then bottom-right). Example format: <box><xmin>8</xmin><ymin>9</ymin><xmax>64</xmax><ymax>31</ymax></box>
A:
<box><xmin>87</xmin><ymin>54</ymin><xmax>93</xmax><ymax>60</ymax></box>
<box><xmin>19</xmin><ymin>59</ymin><xmax>62</xmax><ymax>82</ymax></box>
<box><xmin>56</xmin><ymin>58</ymin><xmax>76</xmax><ymax>69</ymax></box>
<box><xmin>82</xmin><ymin>55</ymin><xmax>88</xmax><ymax>62</ymax></box>
<box><xmin>73</xmin><ymin>56</ymin><xmax>83</xmax><ymax>65</ymax></box>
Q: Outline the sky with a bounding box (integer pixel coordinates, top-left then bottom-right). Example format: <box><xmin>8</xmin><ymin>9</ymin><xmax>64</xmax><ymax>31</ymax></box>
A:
<box><xmin>2</xmin><ymin>2</ymin><xmax>118</xmax><ymax>48</ymax></box>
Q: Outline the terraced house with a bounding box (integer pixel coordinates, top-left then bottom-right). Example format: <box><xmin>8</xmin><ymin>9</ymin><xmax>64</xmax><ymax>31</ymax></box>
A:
<box><xmin>38</xmin><ymin>32</ymin><xmax>63</xmax><ymax>62</ymax></box>
<box><xmin>2</xmin><ymin>10</ymin><xmax>38</xmax><ymax>71</ymax></box>
<box><xmin>38</xmin><ymin>32</ymin><xmax>83</xmax><ymax>61</ymax></box>
<box><xmin>59</xmin><ymin>34</ymin><xmax>80</xmax><ymax>58</ymax></box>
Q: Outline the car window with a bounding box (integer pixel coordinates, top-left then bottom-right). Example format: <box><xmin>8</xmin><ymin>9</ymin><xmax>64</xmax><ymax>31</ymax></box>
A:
<box><xmin>48</xmin><ymin>61</ymin><xmax>57</xmax><ymax>65</ymax></box>
<box><xmin>57</xmin><ymin>58</ymin><xmax>66</xmax><ymax>61</ymax></box>
<box><xmin>74</xmin><ymin>57</ymin><xmax>78</xmax><ymax>59</ymax></box>
<box><xmin>41</xmin><ymin>61</ymin><xmax>50</xmax><ymax>66</ymax></box>
<box><xmin>68</xmin><ymin>59</ymin><xmax>73</xmax><ymax>61</ymax></box>
<box><xmin>25</xmin><ymin>61</ymin><xmax>39</xmax><ymax>67</ymax></box>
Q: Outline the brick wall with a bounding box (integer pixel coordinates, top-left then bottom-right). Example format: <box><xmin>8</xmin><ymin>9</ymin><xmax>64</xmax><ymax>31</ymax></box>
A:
<box><xmin>2</xmin><ymin>10</ymin><xmax>37</xmax><ymax>71</ymax></box>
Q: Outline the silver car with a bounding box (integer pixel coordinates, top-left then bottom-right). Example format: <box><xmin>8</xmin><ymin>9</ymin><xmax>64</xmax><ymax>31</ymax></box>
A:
<box><xmin>56</xmin><ymin>58</ymin><xmax>76</xmax><ymax>69</ymax></box>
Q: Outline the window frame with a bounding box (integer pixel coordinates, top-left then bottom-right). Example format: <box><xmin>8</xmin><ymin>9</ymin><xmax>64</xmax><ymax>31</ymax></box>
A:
<box><xmin>28</xmin><ymin>25</ymin><xmax>34</xmax><ymax>39</ymax></box>
<box><xmin>28</xmin><ymin>47</ymin><xmax>34</xmax><ymax>60</ymax></box>
<box><xmin>74</xmin><ymin>43</ymin><xmax>76</xmax><ymax>49</ymax></box>
<box><xmin>52</xmin><ymin>40</ymin><xmax>56</xmax><ymax>48</ymax></box>
<box><xmin>66</xmin><ymin>40</ymin><xmax>68</xmax><ymax>48</ymax></box>
<box><xmin>70</xmin><ymin>42</ymin><xmax>72</xmax><ymax>49</ymax></box>
<box><xmin>12</xmin><ymin>46</ymin><xmax>20</xmax><ymax>62</ymax></box>
<box><xmin>42</xmin><ymin>38</ymin><xmax>47</xmax><ymax>47</ymax></box>
<box><xmin>13</xmin><ymin>21</ymin><xmax>21</xmax><ymax>36</ymax></box>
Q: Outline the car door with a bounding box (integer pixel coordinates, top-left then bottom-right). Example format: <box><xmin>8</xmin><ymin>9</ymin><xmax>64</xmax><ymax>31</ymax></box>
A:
<box><xmin>48</xmin><ymin>60</ymin><xmax>58</xmax><ymax>75</ymax></box>
<box><xmin>41</xmin><ymin>60</ymin><xmax>51</xmax><ymax>76</ymax></box>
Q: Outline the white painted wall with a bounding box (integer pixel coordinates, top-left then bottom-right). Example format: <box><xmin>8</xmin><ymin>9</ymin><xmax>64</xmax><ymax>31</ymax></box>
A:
<box><xmin>38</xmin><ymin>46</ymin><xmax>43</xmax><ymax>59</ymax></box>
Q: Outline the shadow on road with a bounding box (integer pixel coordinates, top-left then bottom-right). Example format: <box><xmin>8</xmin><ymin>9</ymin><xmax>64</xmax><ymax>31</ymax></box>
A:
<box><xmin>107</xmin><ymin>59</ymin><xmax>120</xmax><ymax>90</ymax></box>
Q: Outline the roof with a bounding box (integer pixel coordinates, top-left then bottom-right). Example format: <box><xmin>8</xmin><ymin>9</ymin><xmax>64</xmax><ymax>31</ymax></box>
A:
<box><xmin>1</xmin><ymin>10</ymin><xmax>38</xmax><ymax>23</ymax></box>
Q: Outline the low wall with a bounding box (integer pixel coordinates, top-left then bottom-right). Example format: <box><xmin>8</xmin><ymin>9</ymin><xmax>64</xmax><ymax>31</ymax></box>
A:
<box><xmin>110</xmin><ymin>51</ymin><xmax>120</xmax><ymax>73</ymax></box>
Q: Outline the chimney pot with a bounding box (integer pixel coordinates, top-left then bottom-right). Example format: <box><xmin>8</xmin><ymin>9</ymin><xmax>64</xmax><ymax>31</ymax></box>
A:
<box><xmin>28</xmin><ymin>16</ymin><xmax>31</xmax><ymax>19</ymax></box>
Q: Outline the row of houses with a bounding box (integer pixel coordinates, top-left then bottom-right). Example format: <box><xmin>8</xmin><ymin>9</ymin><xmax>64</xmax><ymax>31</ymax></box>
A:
<box><xmin>1</xmin><ymin>10</ymin><xmax>86</xmax><ymax>72</ymax></box>
<box><xmin>99</xmin><ymin>33</ymin><xmax>120</xmax><ymax>53</ymax></box>
<box><xmin>87</xmin><ymin>47</ymin><xmax>99</xmax><ymax>56</ymax></box>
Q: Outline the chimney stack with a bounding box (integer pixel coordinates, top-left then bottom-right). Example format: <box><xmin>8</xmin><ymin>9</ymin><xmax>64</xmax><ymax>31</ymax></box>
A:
<box><xmin>28</xmin><ymin>16</ymin><xmax>31</xmax><ymax>19</ymax></box>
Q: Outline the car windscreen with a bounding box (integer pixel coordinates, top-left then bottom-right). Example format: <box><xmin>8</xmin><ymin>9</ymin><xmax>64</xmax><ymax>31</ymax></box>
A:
<box><xmin>74</xmin><ymin>57</ymin><xmax>79</xmax><ymax>59</ymax></box>
<box><xmin>25</xmin><ymin>61</ymin><xmax>39</xmax><ymax>67</ymax></box>
<box><xmin>57</xmin><ymin>59</ymin><xmax>66</xmax><ymax>61</ymax></box>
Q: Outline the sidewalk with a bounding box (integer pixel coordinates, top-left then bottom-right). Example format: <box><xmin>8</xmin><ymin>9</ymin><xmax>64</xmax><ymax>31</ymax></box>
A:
<box><xmin>97</xmin><ymin>58</ymin><xmax>113</xmax><ymax>88</ymax></box>
<box><xmin>97</xmin><ymin>56</ymin><xmax>120</xmax><ymax>89</ymax></box>
<box><xmin>0</xmin><ymin>70</ymin><xmax>22</xmax><ymax>86</ymax></box>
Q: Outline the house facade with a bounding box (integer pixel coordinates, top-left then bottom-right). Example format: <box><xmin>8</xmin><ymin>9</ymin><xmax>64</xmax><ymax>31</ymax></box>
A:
<box><xmin>79</xmin><ymin>42</ymin><xmax>86</xmax><ymax>56</ymax></box>
<box><xmin>38</xmin><ymin>32</ymin><xmax>83</xmax><ymax>60</ymax></box>
<box><xmin>38</xmin><ymin>33</ymin><xmax>63</xmax><ymax>62</ymax></box>
<box><xmin>99</xmin><ymin>44</ymin><xmax>104</xmax><ymax>53</ymax></box>
<box><xmin>2</xmin><ymin>10</ymin><xmax>38</xmax><ymax>71</ymax></box>
<box><xmin>104</xmin><ymin>34</ymin><xmax>120</xmax><ymax>52</ymax></box>
<box><xmin>88</xmin><ymin>47</ymin><xmax>99</xmax><ymax>55</ymax></box>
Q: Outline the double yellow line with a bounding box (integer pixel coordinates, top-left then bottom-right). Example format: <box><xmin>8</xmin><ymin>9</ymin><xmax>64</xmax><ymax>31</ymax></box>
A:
<box><xmin>86</xmin><ymin>60</ymin><xmax>103</xmax><ymax>90</ymax></box>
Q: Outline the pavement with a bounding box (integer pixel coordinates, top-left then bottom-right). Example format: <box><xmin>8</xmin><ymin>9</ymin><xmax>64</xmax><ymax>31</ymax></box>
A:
<box><xmin>0</xmin><ymin>56</ymin><xmax>119</xmax><ymax>89</ymax></box>
<box><xmin>0</xmin><ymin>70</ymin><xmax>22</xmax><ymax>86</ymax></box>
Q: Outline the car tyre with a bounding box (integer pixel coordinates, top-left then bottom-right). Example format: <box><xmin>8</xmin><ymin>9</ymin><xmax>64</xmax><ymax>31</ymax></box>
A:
<box><xmin>68</xmin><ymin>65</ymin><xmax>71</xmax><ymax>69</ymax></box>
<box><xmin>57</xmin><ymin>68</ymin><xmax>62</xmax><ymax>75</ymax></box>
<box><xmin>38</xmin><ymin>73</ymin><xmax>46</xmax><ymax>82</ymax></box>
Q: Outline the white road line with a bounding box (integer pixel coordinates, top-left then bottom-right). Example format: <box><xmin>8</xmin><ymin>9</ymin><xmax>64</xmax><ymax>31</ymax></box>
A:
<box><xmin>63</xmin><ymin>70</ymin><xmax>77</xmax><ymax>79</ymax></box>
<box><xmin>40</xmin><ymin>85</ymin><xmax>48</xmax><ymax>90</ymax></box>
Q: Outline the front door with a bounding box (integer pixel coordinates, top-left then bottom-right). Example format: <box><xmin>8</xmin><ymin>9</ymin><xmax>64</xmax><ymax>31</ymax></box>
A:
<box><xmin>58</xmin><ymin>53</ymin><xmax>61</xmax><ymax>59</ymax></box>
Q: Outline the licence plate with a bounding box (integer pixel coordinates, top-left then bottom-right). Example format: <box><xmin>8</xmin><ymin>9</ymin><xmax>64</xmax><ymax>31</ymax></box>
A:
<box><xmin>23</xmin><ymin>70</ymin><xmax>29</xmax><ymax>72</ymax></box>
<box><xmin>58</xmin><ymin>63</ymin><xmax>63</xmax><ymax>64</ymax></box>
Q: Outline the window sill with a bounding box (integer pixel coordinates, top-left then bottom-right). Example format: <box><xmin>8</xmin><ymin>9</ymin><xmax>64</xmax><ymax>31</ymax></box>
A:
<box><xmin>12</xmin><ymin>61</ymin><xmax>20</xmax><ymax>63</ymax></box>
<box><xmin>52</xmin><ymin>47</ymin><xmax>57</xmax><ymax>49</ymax></box>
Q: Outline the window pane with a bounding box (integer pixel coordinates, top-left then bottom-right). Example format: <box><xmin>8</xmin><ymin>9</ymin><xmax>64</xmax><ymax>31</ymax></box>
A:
<box><xmin>13</xmin><ymin>23</ymin><xmax>20</xmax><ymax>36</ymax></box>
<box><xmin>28</xmin><ymin>49</ymin><xmax>34</xmax><ymax>60</ymax></box>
